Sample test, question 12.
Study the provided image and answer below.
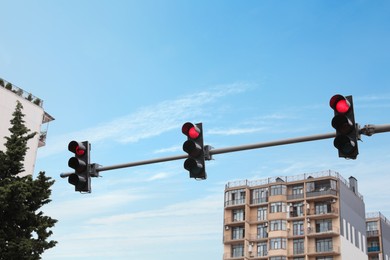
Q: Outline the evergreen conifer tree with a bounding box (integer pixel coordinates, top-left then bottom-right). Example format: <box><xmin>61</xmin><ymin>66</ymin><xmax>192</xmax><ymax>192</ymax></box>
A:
<box><xmin>0</xmin><ymin>101</ymin><xmax>57</xmax><ymax>259</ymax></box>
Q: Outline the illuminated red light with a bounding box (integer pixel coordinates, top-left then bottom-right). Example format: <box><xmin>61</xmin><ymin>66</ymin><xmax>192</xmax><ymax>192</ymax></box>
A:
<box><xmin>330</xmin><ymin>94</ymin><xmax>350</xmax><ymax>114</ymax></box>
<box><xmin>335</xmin><ymin>99</ymin><xmax>350</xmax><ymax>114</ymax></box>
<box><xmin>182</xmin><ymin>122</ymin><xmax>201</xmax><ymax>139</ymax></box>
<box><xmin>188</xmin><ymin>127</ymin><xmax>200</xmax><ymax>139</ymax></box>
<box><xmin>75</xmin><ymin>146</ymin><xmax>85</xmax><ymax>156</ymax></box>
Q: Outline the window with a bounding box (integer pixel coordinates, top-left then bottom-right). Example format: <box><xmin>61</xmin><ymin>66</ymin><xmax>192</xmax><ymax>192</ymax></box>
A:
<box><xmin>270</xmin><ymin>185</ymin><xmax>287</xmax><ymax>196</ymax></box>
<box><xmin>293</xmin><ymin>239</ymin><xmax>304</xmax><ymax>254</ymax></box>
<box><xmin>290</xmin><ymin>202</ymin><xmax>304</xmax><ymax>217</ymax></box>
<box><xmin>316</xmin><ymin>257</ymin><xmax>333</xmax><ymax>260</ymax></box>
<box><xmin>270</xmin><ymin>202</ymin><xmax>286</xmax><ymax>213</ymax></box>
<box><xmin>232</xmin><ymin>244</ymin><xmax>244</xmax><ymax>257</ymax></box>
<box><xmin>232</xmin><ymin>209</ymin><xmax>244</xmax><ymax>222</ymax></box>
<box><xmin>270</xmin><ymin>220</ymin><xmax>287</xmax><ymax>231</ymax></box>
<box><xmin>293</xmin><ymin>220</ymin><xmax>304</xmax><ymax>236</ymax></box>
<box><xmin>270</xmin><ymin>238</ymin><xmax>287</xmax><ymax>250</ymax></box>
<box><xmin>225</xmin><ymin>189</ymin><xmax>246</xmax><ymax>206</ymax></box>
<box><xmin>251</xmin><ymin>188</ymin><xmax>268</xmax><ymax>204</ymax></box>
<box><xmin>257</xmin><ymin>242</ymin><xmax>267</xmax><ymax>257</ymax></box>
<box><xmin>316</xmin><ymin>238</ymin><xmax>333</xmax><ymax>252</ymax></box>
<box><xmin>257</xmin><ymin>224</ymin><xmax>268</xmax><ymax>239</ymax></box>
<box><xmin>316</xmin><ymin>219</ymin><xmax>332</xmax><ymax>233</ymax></box>
<box><xmin>315</xmin><ymin>202</ymin><xmax>331</xmax><ymax>214</ymax></box>
<box><xmin>292</xmin><ymin>185</ymin><xmax>303</xmax><ymax>195</ymax></box>
<box><xmin>257</xmin><ymin>206</ymin><xmax>267</xmax><ymax>221</ymax></box>
<box><xmin>269</xmin><ymin>256</ymin><xmax>286</xmax><ymax>260</ymax></box>
<box><xmin>232</xmin><ymin>226</ymin><xmax>245</xmax><ymax>240</ymax></box>
<box><xmin>367</xmin><ymin>221</ymin><xmax>378</xmax><ymax>231</ymax></box>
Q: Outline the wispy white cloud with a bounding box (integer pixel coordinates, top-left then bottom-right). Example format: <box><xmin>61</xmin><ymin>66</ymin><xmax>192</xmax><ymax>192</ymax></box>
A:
<box><xmin>153</xmin><ymin>145</ymin><xmax>181</xmax><ymax>154</ymax></box>
<box><xmin>38</xmin><ymin>82</ymin><xmax>252</xmax><ymax>158</ymax></box>
<box><xmin>208</xmin><ymin>126</ymin><xmax>266</xmax><ymax>136</ymax></box>
<box><xmin>87</xmin><ymin>194</ymin><xmax>221</xmax><ymax>225</ymax></box>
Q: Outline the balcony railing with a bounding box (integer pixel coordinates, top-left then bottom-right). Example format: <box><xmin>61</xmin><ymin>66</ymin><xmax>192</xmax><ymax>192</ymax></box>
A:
<box><xmin>367</xmin><ymin>230</ymin><xmax>379</xmax><ymax>237</ymax></box>
<box><xmin>307</xmin><ymin>207</ymin><xmax>339</xmax><ymax>217</ymax></box>
<box><xmin>368</xmin><ymin>246</ymin><xmax>380</xmax><ymax>252</ymax></box>
<box><xmin>307</xmin><ymin>227</ymin><xmax>339</xmax><ymax>236</ymax></box>
<box><xmin>306</xmin><ymin>189</ymin><xmax>337</xmax><ymax>198</ymax></box>
<box><xmin>0</xmin><ymin>78</ymin><xmax>43</xmax><ymax>107</ymax></box>
<box><xmin>287</xmin><ymin>193</ymin><xmax>304</xmax><ymax>200</ymax></box>
<box><xmin>251</xmin><ymin>197</ymin><xmax>268</xmax><ymax>205</ymax></box>
<box><xmin>223</xmin><ymin>253</ymin><xmax>244</xmax><ymax>260</ymax></box>
<box><xmin>307</xmin><ymin>246</ymin><xmax>340</xmax><ymax>255</ymax></box>
<box><xmin>225</xmin><ymin>199</ymin><xmax>246</xmax><ymax>207</ymax></box>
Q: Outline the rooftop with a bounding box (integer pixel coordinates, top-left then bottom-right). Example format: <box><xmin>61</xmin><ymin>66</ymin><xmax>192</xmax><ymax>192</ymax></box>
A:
<box><xmin>0</xmin><ymin>77</ymin><xmax>43</xmax><ymax>107</ymax></box>
<box><xmin>225</xmin><ymin>169</ymin><xmax>364</xmax><ymax>200</ymax></box>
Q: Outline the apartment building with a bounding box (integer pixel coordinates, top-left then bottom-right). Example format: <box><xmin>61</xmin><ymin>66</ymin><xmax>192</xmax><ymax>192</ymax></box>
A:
<box><xmin>0</xmin><ymin>78</ymin><xmax>54</xmax><ymax>176</ymax></box>
<box><xmin>366</xmin><ymin>212</ymin><xmax>390</xmax><ymax>260</ymax></box>
<box><xmin>223</xmin><ymin>170</ymin><xmax>367</xmax><ymax>260</ymax></box>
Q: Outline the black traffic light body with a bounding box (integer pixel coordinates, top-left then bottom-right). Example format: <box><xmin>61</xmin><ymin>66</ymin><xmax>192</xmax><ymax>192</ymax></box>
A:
<box><xmin>330</xmin><ymin>95</ymin><xmax>359</xmax><ymax>159</ymax></box>
<box><xmin>68</xmin><ymin>140</ymin><xmax>91</xmax><ymax>192</ymax></box>
<box><xmin>182</xmin><ymin>122</ymin><xmax>207</xmax><ymax>180</ymax></box>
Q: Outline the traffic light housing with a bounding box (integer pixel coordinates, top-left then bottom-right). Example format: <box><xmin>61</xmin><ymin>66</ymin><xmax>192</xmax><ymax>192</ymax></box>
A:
<box><xmin>182</xmin><ymin>122</ymin><xmax>207</xmax><ymax>180</ymax></box>
<box><xmin>68</xmin><ymin>140</ymin><xmax>91</xmax><ymax>192</ymax></box>
<box><xmin>330</xmin><ymin>95</ymin><xmax>359</xmax><ymax>159</ymax></box>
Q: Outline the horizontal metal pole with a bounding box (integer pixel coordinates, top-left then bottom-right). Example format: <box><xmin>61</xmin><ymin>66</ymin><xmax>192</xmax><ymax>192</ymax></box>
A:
<box><xmin>60</xmin><ymin>123</ymin><xmax>390</xmax><ymax>177</ymax></box>
<box><xmin>209</xmin><ymin>132</ymin><xmax>335</xmax><ymax>155</ymax></box>
<box><xmin>96</xmin><ymin>154</ymin><xmax>187</xmax><ymax>172</ymax></box>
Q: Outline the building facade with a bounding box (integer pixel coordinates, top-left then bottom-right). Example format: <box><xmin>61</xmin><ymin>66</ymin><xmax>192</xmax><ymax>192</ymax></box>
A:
<box><xmin>223</xmin><ymin>170</ymin><xmax>367</xmax><ymax>260</ymax></box>
<box><xmin>0</xmin><ymin>78</ymin><xmax>54</xmax><ymax>176</ymax></box>
<box><xmin>366</xmin><ymin>212</ymin><xmax>390</xmax><ymax>260</ymax></box>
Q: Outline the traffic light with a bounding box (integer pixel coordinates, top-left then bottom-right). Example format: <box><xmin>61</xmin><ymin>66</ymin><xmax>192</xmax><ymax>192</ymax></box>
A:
<box><xmin>182</xmin><ymin>122</ymin><xmax>207</xmax><ymax>180</ymax></box>
<box><xmin>329</xmin><ymin>95</ymin><xmax>359</xmax><ymax>159</ymax></box>
<box><xmin>68</xmin><ymin>140</ymin><xmax>91</xmax><ymax>192</ymax></box>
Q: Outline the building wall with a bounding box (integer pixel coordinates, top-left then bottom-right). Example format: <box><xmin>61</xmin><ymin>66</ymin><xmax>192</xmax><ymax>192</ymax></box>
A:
<box><xmin>338</xmin><ymin>177</ymin><xmax>367</xmax><ymax>259</ymax></box>
<box><xmin>380</xmin><ymin>215</ymin><xmax>390</xmax><ymax>260</ymax></box>
<box><xmin>0</xmin><ymin>87</ymin><xmax>44</xmax><ymax>176</ymax></box>
<box><xmin>222</xmin><ymin>171</ymin><xmax>370</xmax><ymax>260</ymax></box>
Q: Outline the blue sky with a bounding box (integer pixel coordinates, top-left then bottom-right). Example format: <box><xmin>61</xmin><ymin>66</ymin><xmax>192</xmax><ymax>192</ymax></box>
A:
<box><xmin>1</xmin><ymin>0</ymin><xmax>390</xmax><ymax>259</ymax></box>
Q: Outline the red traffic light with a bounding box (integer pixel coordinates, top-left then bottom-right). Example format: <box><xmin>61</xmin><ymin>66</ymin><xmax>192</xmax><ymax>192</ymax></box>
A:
<box><xmin>182</xmin><ymin>122</ymin><xmax>201</xmax><ymax>139</ymax></box>
<box><xmin>68</xmin><ymin>141</ymin><xmax>88</xmax><ymax>173</ymax></box>
<box><xmin>68</xmin><ymin>141</ymin><xmax>86</xmax><ymax>156</ymax></box>
<box><xmin>330</xmin><ymin>94</ymin><xmax>350</xmax><ymax>114</ymax></box>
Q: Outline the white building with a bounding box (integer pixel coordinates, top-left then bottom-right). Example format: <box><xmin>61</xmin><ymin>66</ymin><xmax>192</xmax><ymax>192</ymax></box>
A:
<box><xmin>0</xmin><ymin>78</ymin><xmax>54</xmax><ymax>176</ymax></box>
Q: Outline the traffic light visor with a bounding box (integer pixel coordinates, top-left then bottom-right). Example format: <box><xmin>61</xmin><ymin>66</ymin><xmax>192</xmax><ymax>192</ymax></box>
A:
<box><xmin>331</xmin><ymin>115</ymin><xmax>354</xmax><ymax>135</ymax></box>
<box><xmin>184</xmin><ymin>158</ymin><xmax>203</xmax><ymax>173</ymax></box>
<box><xmin>330</xmin><ymin>95</ymin><xmax>350</xmax><ymax>114</ymax></box>
<box><xmin>334</xmin><ymin>135</ymin><xmax>357</xmax><ymax>155</ymax></box>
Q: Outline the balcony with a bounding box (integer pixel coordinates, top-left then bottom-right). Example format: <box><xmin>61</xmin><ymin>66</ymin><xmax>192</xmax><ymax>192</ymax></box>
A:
<box><xmin>250</xmin><ymin>197</ymin><xmax>268</xmax><ymax>205</ymax></box>
<box><xmin>368</xmin><ymin>246</ymin><xmax>380</xmax><ymax>252</ymax></box>
<box><xmin>367</xmin><ymin>230</ymin><xmax>379</xmax><ymax>237</ymax></box>
<box><xmin>0</xmin><ymin>78</ymin><xmax>43</xmax><ymax>107</ymax></box>
<box><xmin>307</xmin><ymin>208</ymin><xmax>339</xmax><ymax>219</ymax></box>
<box><xmin>287</xmin><ymin>193</ymin><xmax>304</xmax><ymax>200</ymax></box>
<box><xmin>307</xmin><ymin>246</ymin><xmax>340</xmax><ymax>256</ymax></box>
<box><xmin>307</xmin><ymin>227</ymin><xmax>339</xmax><ymax>237</ymax></box>
<box><xmin>306</xmin><ymin>189</ymin><xmax>337</xmax><ymax>199</ymax></box>
<box><xmin>224</xmin><ymin>234</ymin><xmax>245</xmax><ymax>244</ymax></box>
<box><xmin>223</xmin><ymin>253</ymin><xmax>244</xmax><ymax>260</ymax></box>
<box><xmin>248</xmin><ymin>234</ymin><xmax>268</xmax><ymax>241</ymax></box>
<box><xmin>225</xmin><ymin>199</ymin><xmax>246</xmax><ymax>207</ymax></box>
<box><xmin>225</xmin><ymin>216</ymin><xmax>245</xmax><ymax>226</ymax></box>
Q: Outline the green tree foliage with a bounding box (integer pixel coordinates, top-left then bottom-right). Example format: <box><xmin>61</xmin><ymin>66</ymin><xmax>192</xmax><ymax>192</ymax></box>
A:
<box><xmin>0</xmin><ymin>101</ymin><xmax>57</xmax><ymax>259</ymax></box>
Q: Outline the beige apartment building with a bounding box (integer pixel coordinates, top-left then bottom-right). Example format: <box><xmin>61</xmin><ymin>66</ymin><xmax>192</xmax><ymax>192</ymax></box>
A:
<box><xmin>0</xmin><ymin>78</ymin><xmax>54</xmax><ymax>176</ymax></box>
<box><xmin>366</xmin><ymin>212</ymin><xmax>390</xmax><ymax>260</ymax></box>
<box><xmin>223</xmin><ymin>170</ymin><xmax>367</xmax><ymax>260</ymax></box>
